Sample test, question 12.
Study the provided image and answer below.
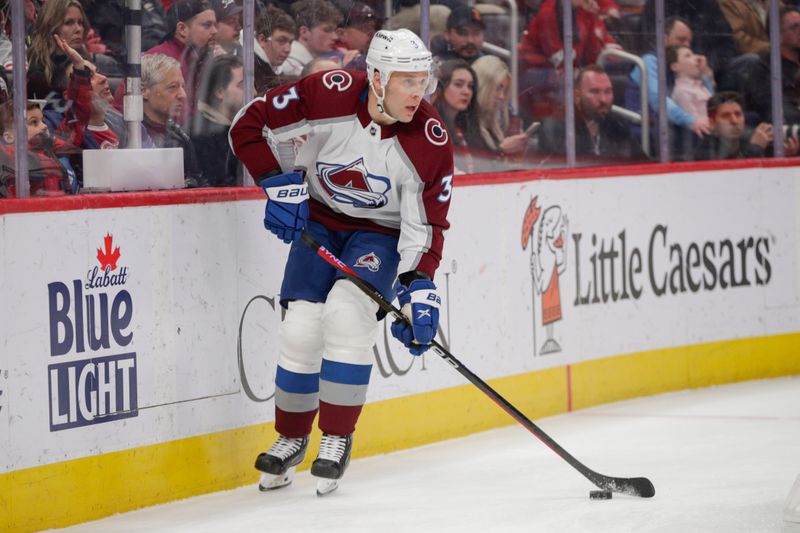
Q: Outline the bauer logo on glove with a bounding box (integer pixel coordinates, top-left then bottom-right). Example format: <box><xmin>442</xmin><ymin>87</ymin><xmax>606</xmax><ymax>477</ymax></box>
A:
<box><xmin>274</xmin><ymin>186</ymin><xmax>308</xmax><ymax>201</ymax></box>
<box><xmin>260</xmin><ymin>171</ymin><xmax>309</xmax><ymax>243</ymax></box>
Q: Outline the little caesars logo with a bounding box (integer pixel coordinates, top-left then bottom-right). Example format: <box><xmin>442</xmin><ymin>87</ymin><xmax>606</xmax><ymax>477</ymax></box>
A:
<box><xmin>522</xmin><ymin>196</ymin><xmax>569</xmax><ymax>356</ymax></box>
<box><xmin>520</xmin><ymin>196</ymin><xmax>773</xmax><ymax>358</ymax></box>
<box><xmin>47</xmin><ymin>233</ymin><xmax>137</xmax><ymax>431</ymax></box>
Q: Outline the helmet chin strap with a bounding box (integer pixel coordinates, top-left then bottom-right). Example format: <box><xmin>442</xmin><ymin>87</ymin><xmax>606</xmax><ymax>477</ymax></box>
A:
<box><xmin>369</xmin><ymin>74</ymin><xmax>400</xmax><ymax>123</ymax></box>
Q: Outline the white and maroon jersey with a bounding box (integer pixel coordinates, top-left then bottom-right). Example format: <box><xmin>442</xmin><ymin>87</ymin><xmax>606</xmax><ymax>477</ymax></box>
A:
<box><xmin>229</xmin><ymin>69</ymin><xmax>454</xmax><ymax>279</ymax></box>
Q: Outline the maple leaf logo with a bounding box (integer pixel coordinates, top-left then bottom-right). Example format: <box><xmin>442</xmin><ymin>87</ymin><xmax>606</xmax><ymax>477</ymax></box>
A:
<box><xmin>97</xmin><ymin>233</ymin><xmax>121</xmax><ymax>271</ymax></box>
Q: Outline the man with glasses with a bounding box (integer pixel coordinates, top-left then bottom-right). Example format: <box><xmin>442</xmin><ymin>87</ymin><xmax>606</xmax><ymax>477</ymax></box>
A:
<box><xmin>255</xmin><ymin>5</ymin><xmax>296</xmax><ymax>92</ymax></box>
<box><xmin>281</xmin><ymin>0</ymin><xmax>343</xmax><ymax>77</ymax></box>
<box><xmin>431</xmin><ymin>5</ymin><xmax>486</xmax><ymax>66</ymax></box>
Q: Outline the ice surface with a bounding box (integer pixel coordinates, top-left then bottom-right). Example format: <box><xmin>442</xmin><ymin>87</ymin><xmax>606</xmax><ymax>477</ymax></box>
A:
<box><xmin>50</xmin><ymin>376</ymin><xmax>800</xmax><ymax>533</ymax></box>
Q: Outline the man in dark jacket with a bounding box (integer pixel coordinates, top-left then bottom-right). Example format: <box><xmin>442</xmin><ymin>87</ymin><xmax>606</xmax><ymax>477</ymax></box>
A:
<box><xmin>430</xmin><ymin>5</ymin><xmax>486</xmax><ymax>66</ymax></box>
<box><xmin>190</xmin><ymin>54</ymin><xmax>243</xmax><ymax>186</ymax></box>
<box><xmin>692</xmin><ymin>91</ymin><xmax>793</xmax><ymax>160</ymax></box>
<box><xmin>538</xmin><ymin>65</ymin><xmax>645</xmax><ymax>161</ymax></box>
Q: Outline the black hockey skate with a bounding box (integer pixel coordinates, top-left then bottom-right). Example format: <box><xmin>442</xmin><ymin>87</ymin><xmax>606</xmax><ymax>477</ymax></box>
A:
<box><xmin>311</xmin><ymin>433</ymin><xmax>353</xmax><ymax>496</ymax></box>
<box><xmin>255</xmin><ymin>435</ymin><xmax>309</xmax><ymax>491</ymax></box>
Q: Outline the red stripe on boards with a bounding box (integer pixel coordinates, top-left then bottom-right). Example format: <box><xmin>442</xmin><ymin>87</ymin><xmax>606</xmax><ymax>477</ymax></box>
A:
<box><xmin>0</xmin><ymin>187</ymin><xmax>264</xmax><ymax>215</ymax></box>
<box><xmin>3</xmin><ymin>159</ymin><xmax>798</xmax><ymax>216</ymax></box>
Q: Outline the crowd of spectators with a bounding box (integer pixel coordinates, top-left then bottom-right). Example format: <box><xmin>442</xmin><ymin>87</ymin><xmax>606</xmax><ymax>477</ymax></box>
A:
<box><xmin>1</xmin><ymin>0</ymin><xmax>798</xmax><ymax>197</ymax></box>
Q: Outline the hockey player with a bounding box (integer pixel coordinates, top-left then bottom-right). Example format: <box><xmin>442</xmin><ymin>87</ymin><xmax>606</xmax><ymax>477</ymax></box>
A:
<box><xmin>229</xmin><ymin>28</ymin><xmax>454</xmax><ymax>496</ymax></box>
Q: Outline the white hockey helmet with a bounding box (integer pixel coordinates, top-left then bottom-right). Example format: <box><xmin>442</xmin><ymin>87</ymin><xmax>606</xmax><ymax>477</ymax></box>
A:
<box><xmin>366</xmin><ymin>28</ymin><xmax>437</xmax><ymax>106</ymax></box>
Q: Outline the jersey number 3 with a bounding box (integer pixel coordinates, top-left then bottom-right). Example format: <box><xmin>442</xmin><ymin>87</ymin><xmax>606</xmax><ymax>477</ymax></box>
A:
<box><xmin>438</xmin><ymin>174</ymin><xmax>453</xmax><ymax>203</ymax></box>
<box><xmin>272</xmin><ymin>87</ymin><xmax>299</xmax><ymax>110</ymax></box>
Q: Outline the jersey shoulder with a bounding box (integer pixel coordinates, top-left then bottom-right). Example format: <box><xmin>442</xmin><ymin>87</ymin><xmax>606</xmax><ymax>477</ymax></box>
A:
<box><xmin>297</xmin><ymin>69</ymin><xmax>368</xmax><ymax>119</ymax></box>
<box><xmin>396</xmin><ymin>101</ymin><xmax>454</xmax><ymax>179</ymax></box>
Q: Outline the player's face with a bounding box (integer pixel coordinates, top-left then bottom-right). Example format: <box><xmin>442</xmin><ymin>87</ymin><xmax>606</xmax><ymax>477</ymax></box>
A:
<box><xmin>183</xmin><ymin>10</ymin><xmax>218</xmax><ymax>51</ymax></box>
<box><xmin>144</xmin><ymin>67</ymin><xmax>187</xmax><ymax>123</ymax></box>
<box><xmin>261</xmin><ymin>29</ymin><xmax>294</xmax><ymax>67</ymax></box>
<box><xmin>216</xmin><ymin>12</ymin><xmax>242</xmax><ymax>46</ymax></box>
<box><xmin>711</xmin><ymin>102</ymin><xmax>744</xmax><ymax>140</ymax></box>
<box><xmin>384</xmin><ymin>71</ymin><xmax>429</xmax><ymax>123</ymax></box>
<box><xmin>443</xmin><ymin>68</ymin><xmax>474</xmax><ymax>112</ymax></box>
<box><xmin>58</xmin><ymin>6</ymin><xmax>85</xmax><ymax>49</ymax></box>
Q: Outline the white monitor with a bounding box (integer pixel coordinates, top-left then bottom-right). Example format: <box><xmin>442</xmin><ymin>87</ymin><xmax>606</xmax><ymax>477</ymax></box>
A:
<box><xmin>82</xmin><ymin>148</ymin><xmax>184</xmax><ymax>192</ymax></box>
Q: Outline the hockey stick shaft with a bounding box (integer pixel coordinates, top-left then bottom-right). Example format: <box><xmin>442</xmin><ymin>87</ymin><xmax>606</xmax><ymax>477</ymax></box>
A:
<box><xmin>301</xmin><ymin>232</ymin><xmax>655</xmax><ymax>498</ymax></box>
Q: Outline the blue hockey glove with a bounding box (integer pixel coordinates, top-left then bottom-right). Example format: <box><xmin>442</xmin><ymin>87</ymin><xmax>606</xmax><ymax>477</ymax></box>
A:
<box><xmin>391</xmin><ymin>279</ymin><xmax>441</xmax><ymax>356</ymax></box>
<box><xmin>260</xmin><ymin>172</ymin><xmax>309</xmax><ymax>243</ymax></box>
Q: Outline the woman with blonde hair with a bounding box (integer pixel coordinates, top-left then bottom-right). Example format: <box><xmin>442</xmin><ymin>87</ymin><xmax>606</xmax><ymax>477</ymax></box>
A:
<box><xmin>470</xmin><ymin>54</ymin><xmax>529</xmax><ymax>157</ymax></box>
<box><xmin>27</xmin><ymin>0</ymin><xmax>118</xmax><ymax>100</ymax></box>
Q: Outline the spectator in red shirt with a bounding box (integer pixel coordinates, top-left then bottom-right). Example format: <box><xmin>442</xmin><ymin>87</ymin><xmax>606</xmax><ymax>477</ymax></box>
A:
<box><xmin>518</xmin><ymin>0</ymin><xmax>621</xmax><ymax>119</ymax></box>
<box><xmin>519</xmin><ymin>0</ymin><xmax>621</xmax><ymax>71</ymax></box>
<box><xmin>1</xmin><ymin>82</ymin><xmax>90</xmax><ymax>198</ymax></box>
<box><xmin>78</xmin><ymin>61</ymin><xmax>156</xmax><ymax>150</ymax></box>
<box><xmin>114</xmin><ymin>0</ymin><xmax>218</xmax><ymax>126</ymax></box>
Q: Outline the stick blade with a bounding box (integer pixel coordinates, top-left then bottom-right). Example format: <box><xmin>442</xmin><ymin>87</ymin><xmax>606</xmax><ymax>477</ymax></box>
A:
<box><xmin>630</xmin><ymin>477</ymin><xmax>656</xmax><ymax>498</ymax></box>
<box><xmin>600</xmin><ymin>476</ymin><xmax>655</xmax><ymax>498</ymax></box>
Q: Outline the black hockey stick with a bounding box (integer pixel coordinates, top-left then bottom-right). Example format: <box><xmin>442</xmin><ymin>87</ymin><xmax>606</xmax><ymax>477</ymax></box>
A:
<box><xmin>301</xmin><ymin>232</ymin><xmax>655</xmax><ymax>498</ymax></box>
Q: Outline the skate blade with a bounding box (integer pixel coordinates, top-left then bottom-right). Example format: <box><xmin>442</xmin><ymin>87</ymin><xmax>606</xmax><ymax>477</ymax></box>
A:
<box><xmin>258</xmin><ymin>466</ymin><xmax>296</xmax><ymax>491</ymax></box>
<box><xmin>316</xmin><ymin>478</ymin><xmax>339</xmax><ymax>497</ymax></box>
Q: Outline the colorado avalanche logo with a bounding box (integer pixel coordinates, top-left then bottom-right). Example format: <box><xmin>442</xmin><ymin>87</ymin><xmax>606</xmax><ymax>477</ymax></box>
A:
<box><xmin>355</xmin><ymin>252</ymin><xmax>381</xmax><ymax>272</ymax></box>
<box><xmin>322</xmin><ymin>70</ymin><xmax>353</xmax><ymax>92</ymax></box>
<box><xmin>425</xmin><ymin>118</ymin><xmax>448</xmax><ymax>146</ymax></box>
<box><xmin>317</xmin><ymin>158</ymin><xmax>391</xmax><ymax>208</ymax></box>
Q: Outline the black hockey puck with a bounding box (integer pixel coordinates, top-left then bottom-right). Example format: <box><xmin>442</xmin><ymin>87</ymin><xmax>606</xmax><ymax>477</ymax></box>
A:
<box><xmin>589</xmin><ymin>490</ymin><xmax>613</xmax><ymax>500</ymax></box>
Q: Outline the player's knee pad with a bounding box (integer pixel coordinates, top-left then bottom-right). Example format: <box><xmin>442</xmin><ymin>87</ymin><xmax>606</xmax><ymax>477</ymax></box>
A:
<box><xmin>279</xmin><ymin>300</ymin><xmax>325</xmax><ymax>373</ymax></box>
<box><xmin>322</xmin><ymin>279</ymin><xmax>379</xmax><ymax>365</ymax></box>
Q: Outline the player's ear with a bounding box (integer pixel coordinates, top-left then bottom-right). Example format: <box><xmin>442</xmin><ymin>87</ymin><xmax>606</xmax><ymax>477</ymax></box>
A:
<box><xmin>371</xmin><ymin>69</ymin><xmax>384</xmax><ymax>96</ymax></box>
